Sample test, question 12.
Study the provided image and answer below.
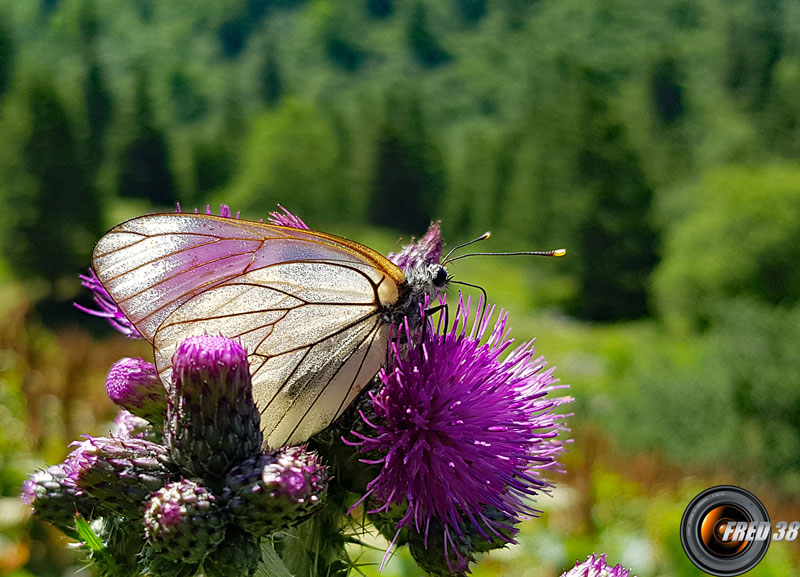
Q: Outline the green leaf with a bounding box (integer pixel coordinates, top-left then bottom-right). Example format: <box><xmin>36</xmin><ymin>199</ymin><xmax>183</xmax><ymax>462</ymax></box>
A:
<box><xmin>74</xmin><ymin>514</ymin><xmax>126</xmax><ymax>577</ymax></box>
<box><xmin>256</xmin><ymin>542</ymin><xmax>295</xmax><ymax>577</ymax></box>
<box><xmin>75</xmin><ymin>513</ymin><xmax>104</xmax><ymax>553</ymax></box>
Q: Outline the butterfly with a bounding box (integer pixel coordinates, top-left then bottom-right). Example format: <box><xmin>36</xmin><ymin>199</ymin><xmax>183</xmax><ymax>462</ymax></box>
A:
<box><xmin>91</xmin><ymin>212</ymin><xmax>450</xmax><ymax>449</ymax></box>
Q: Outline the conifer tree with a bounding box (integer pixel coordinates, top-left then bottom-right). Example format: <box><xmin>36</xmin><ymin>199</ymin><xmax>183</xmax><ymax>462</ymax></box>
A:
<box><xmin>2</xmin><ymin>77</ymin><xmax>101</xmax><ymax>290</ymax></box>
<box><xmin>117</xmin><ymin>70</ymin><xmax>177</xmax><ymax>205</ymax></box>
<box><xmin>407</xmin><ymin>1</ymin><xmax>451</xmax><ymax>68</ymax></box>
<box><xmin>369</xmin><ymin>88</ymin><xmax>442</xmax><ymax>232</ymax></box>
<box><xmin>0</xmin><ymin>18</ymin><xmax>13</xmax><ymax>98</ymax></box>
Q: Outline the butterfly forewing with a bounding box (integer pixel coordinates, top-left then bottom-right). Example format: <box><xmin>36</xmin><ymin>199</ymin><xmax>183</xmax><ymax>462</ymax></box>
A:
<box><xmin>92</xmin><ymin>213</ymin><xmax>405</xmax><ymax>448</ymax></box>
<box><xmin>92</xmin><ymin>214</ymin><xmax>401</xmax><ymax>339</ymax></box>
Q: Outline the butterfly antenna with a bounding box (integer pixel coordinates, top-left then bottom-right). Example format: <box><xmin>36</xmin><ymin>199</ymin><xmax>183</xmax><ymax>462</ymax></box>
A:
<box><xmin>445</xmin><ymin>247</ymin><xmax>566</xmax><ymax>264</ymax></box>
<box><xmin>441</xmin><ymin>232</ymin><xmax>492</xmax><ymax>265</ymax></box>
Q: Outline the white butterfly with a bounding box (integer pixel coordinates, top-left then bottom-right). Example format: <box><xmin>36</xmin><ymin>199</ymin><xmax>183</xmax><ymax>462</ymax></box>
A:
<box><xmin>92</xmin><ymin>212</ymin><xmax>447</xmax><ymax>449</ymax></box>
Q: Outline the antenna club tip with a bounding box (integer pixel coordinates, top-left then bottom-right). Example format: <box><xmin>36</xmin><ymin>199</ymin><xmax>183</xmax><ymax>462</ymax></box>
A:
<box><xmin>552</xmin><ymin>248</ymin><xmax>567</xmax><ymax>257</ymax></box>
<box><xmin>481</xmin><ymin>232</ymin><xmax>492</xmax><ymax>240</ymax></box>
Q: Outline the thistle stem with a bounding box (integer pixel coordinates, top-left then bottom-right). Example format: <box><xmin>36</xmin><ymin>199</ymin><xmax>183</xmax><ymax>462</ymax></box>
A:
<box><xmin>276</xmin><ymin>505</ymin><xmax>350</xmax><ymax>577</ymax></box>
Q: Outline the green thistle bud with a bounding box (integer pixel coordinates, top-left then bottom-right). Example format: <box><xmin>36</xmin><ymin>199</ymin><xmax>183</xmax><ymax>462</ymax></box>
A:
<box><xmin>202</xmin><ymin>527</ymin><xmax>262</xmax><ymax>577</ymax></box>
<box><xmin>143</xmin><ymin>479</ymin><xmax>226</xmax><ymax>564</ymax></box>
<box><xmin>21</xmin><ymin>464</ymin><xmax>96</xmax><ymax>530</ymax></box>
<box><xmin>468</xmin><ymin>506</ymin><xmax>520</xmax><ymax>553</ymax></box>
<box><xmin>68</xmin><ymin>437</ymin><xmax>172</xmax><ymax>518</ymax></box>
<box><xmin>165</xmin><ymin>336</ymin><xmax>263</xmax><ymax>480</ymax></box>
<box><xmin>407</xmin><ymin>516</ymin><xmax>474</xmax><ymax>577</ymax></box>
<box><xmin>225</xmin><ymin>446</ymin><xmax>328</xmax><ymax>536</ymax></box>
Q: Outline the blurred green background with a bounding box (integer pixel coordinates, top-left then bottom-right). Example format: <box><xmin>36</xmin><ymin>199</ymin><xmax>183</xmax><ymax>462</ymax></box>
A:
<box><xmin>1</xmin><ymin>0</ymin><xmax>799</xmax><ymax>575</ymax></box>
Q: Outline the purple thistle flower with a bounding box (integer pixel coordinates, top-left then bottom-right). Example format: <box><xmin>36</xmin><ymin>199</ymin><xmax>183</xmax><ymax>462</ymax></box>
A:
<box><xmin>112</xmin><ymin>409</ymin><xmax>156</xmax><ymax>440</ymax></box>
<box><xmin>388</xmin><ymin>222</ymin><xmax>442</xmax><ymax>271</ymax></box>
<box><xmin>268</xmin><ymin>204</ymin><xmax>310</xmax><ymax>230</ymax></box>
<box><xmin>106</xmin><ymin>358</ymin><xmax>167</xmax><ymax>425</ymax></box>
<box><xmin>349</xmin><ymin>295</ymin><xmax>571</xmax><ymax>570</ymax></box>
<box><xmin>561</xmin><ymin>554</ymin><xmax>634</xmax><ymax>577</ymax></box>
<box><xmin>75</xmin><ymin>268</ymin><xmax>142</xmax><ymax>338</ymax></box>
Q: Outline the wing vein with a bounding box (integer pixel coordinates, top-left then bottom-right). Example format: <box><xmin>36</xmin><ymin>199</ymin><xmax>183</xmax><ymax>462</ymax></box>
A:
<box><xmin>282</xmin><ymin>317</ymin><xmax>383</xmax><ymax>446</ymax></box>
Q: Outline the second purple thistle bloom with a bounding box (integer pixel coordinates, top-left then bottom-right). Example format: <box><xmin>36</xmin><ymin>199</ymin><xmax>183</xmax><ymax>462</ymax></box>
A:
<box><xmin>349</xmin><ymin>295</ymin><xmax>572</xmax><ymax>571</ymax></box>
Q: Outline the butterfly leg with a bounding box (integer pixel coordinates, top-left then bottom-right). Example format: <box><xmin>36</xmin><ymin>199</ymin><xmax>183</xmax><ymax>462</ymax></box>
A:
<box><xmin>422</xmin><ymin>303</ymin><xmax>448</xmax><ymax>342</ymax></box>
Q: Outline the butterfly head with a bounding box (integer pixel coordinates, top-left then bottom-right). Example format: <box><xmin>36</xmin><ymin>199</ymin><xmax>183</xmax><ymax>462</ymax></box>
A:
<box><xmin>385</xmin><ymin>223</ymin><xmax>449</xmax><ymax>325</ymax></box>
<box><xmin>390</xmin><ymin>224</ymin><xmax>567</xmax><ymax>325</ymax></box>
<box><xmin>403</xmin><ymin>261</ymin><xmax>450</xmax><ymax>295</ymax></box>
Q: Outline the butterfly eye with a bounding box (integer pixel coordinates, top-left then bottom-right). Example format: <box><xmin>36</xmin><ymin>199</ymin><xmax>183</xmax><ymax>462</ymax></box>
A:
<box><xmin>433</xmin><ymin>266</ymin><xmax>448</xmax><ymax>288</ymax></box>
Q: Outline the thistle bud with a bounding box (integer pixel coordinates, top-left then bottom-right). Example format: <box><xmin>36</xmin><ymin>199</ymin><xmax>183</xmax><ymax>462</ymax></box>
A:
<box><xmin>21</xmin><ymin>464</ymin><xmax>95</xmax><ymax>530</ymax></box>
<box><xmin>67</xmin><ymin>436</ymin><xmax>172</xmax><ymax>518</ymax></box>
<box><xmin>225</xmin><ymin>446</ymin><xmax>328</xmax><ymax>536</ymax></box>
<box><xmin>143</xmin><ymin>479</ymin><xmax>226</xmax><ymax>564</ymax></box>
<box><xmin>407</xmin><ymin>517</ymin><xmax>474</xmax><ymax>577</ymax></box>
<box><xmin>202</xmin><ymin>527</ymin><xmax>262</xmax><ymax>577</ymax></box>
<box><xmin>165</xmin><ymin>336</ymin><xmax>263</xmax><ymax>479</ymax></box>
<box><xmin>106</xmin><ymin>358</ymin><xmax>166</xmax><ymax>425</ymax></box>
<box><xmin>468</xmin><ymin>506</ymin><xmax>520</xmax><ymax>553</ymax></box>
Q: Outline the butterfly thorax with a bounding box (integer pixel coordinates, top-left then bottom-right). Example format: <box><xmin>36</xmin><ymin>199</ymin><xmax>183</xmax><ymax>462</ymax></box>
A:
<box><xmin>384</xmin><ymin>263</ymin><xmax>448</xmax><ymax>327</ymax></box>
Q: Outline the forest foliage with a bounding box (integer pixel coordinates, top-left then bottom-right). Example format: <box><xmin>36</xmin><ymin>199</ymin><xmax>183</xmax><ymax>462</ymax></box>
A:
<box><xmin>0</xmin><ymin>0</ymin><xmax>798</xmax><ymax>317</ymax></box>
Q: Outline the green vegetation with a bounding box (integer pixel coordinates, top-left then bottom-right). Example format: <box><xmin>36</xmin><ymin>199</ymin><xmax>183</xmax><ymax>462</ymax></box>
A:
<box><xmin>1</xmin><ymin>0</ymin><xmax>799</xmax><ymax>575</ymax></box>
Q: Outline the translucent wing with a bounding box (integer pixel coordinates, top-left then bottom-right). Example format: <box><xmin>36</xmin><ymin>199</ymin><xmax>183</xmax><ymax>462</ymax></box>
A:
<box><xmin>92</xmin><ymin>213</ymin><xmax>404</xmax><ymax>447</ymax></box>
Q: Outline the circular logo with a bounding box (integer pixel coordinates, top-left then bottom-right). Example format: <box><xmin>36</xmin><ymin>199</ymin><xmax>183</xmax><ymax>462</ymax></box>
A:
<box><xmin>680</xmin><ymin>486</ymin><xmax>771</xmax><ymax>576</ymax></box>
